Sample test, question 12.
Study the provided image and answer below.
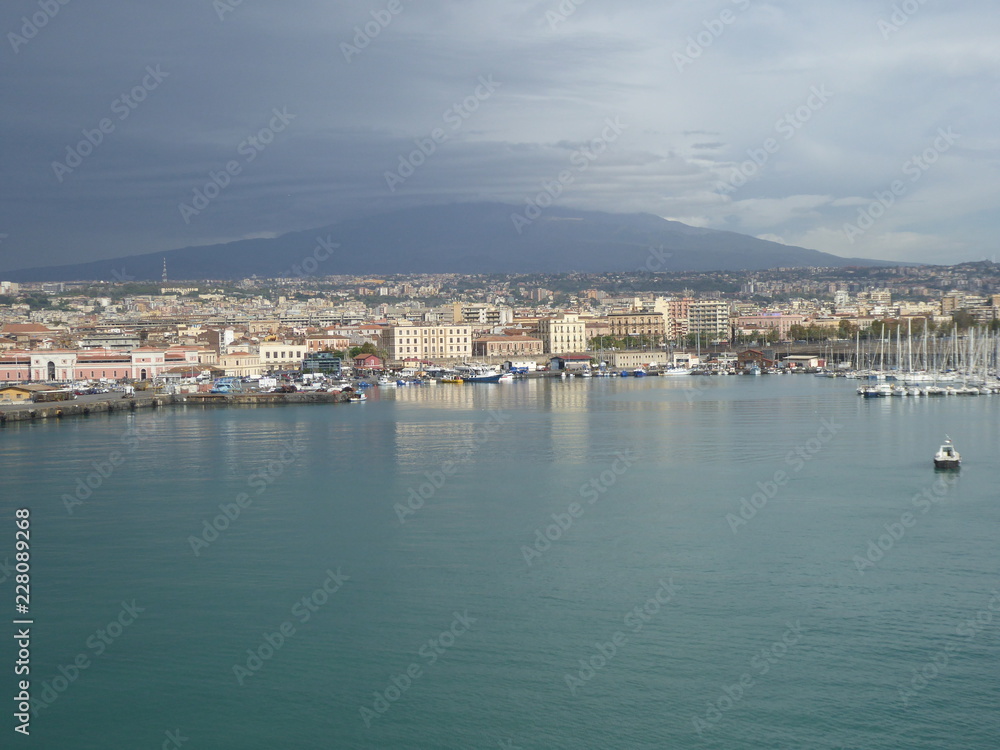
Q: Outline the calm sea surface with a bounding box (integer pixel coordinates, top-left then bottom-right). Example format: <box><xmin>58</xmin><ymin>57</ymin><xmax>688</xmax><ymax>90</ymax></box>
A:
<box><xmin>2</xmin><ymin>375</ymin><xmax>999</xmax><ymax>749</ymax></box>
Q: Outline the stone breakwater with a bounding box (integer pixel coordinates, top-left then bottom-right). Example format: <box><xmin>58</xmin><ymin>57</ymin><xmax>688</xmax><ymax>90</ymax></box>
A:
<box><xmin>0</xmin><ymin>392</ymin><xmax>352</xmax><ymax>425</ymax></box>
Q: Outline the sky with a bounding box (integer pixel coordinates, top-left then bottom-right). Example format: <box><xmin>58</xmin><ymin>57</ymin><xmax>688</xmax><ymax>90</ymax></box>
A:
<box><xmin>1</xmin><ymin>0</ymin><xmax>997</xmax><ymax>272</ymax></box>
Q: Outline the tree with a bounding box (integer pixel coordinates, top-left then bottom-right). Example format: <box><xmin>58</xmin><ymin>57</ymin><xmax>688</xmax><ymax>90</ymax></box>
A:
<box><xmin>951</xmin><ymin>310</ymin><xmax>976</xmax><ymax>331</ymax></box>
<box><xmin>838</xmin><ymin>320</ymin><xmax>858</xmax><ymax>339</ymax></box>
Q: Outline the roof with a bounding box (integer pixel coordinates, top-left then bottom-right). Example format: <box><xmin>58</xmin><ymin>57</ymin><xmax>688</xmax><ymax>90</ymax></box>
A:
<box><xmin>0</xmin><ymin>384</ymin><xmax>58</xmax><ymax>392</ymax></box>
<box><xmin>474</xmin><ymin>335</ymin><xmax>542</xmax><ymax>342</ymax></box>
<box><xmin>0</xmin><ymin>324</ymin><xmax>53</xmax><ymax>335</ymax></box>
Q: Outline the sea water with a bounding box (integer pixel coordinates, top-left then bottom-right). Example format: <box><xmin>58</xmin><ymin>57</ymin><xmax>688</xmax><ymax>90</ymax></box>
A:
<box><xmin>2</xmin><ymin>376</ymin><xmax>998</xmax><ymax>749</ymax></box>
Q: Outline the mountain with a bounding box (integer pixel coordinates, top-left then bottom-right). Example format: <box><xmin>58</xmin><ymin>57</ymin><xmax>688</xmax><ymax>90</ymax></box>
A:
<box><xmin>4</xmin><ymin>203</ymin><xmax>892</xmax><ymax>281</ymax></box>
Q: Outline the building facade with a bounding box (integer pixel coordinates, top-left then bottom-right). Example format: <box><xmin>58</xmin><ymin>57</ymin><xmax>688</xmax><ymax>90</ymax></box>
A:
<box><xmin>607</xmin><ymin>312</ymin><xmax>666</xmax><ymax>341</ymax></box>
<box><xmin>383</xmin><ymin>324</ymin><xmax>473</xmax><ymax>360</ymax></box>
<box><xmin>472</xmin><ymin>335</ymin><xmax>544</xmax><ymax>357</ymax></box>
<box><xmin>688</xmin><ymin>300</ymin><xmax>730</xmax><ymax>339</ymax></box>
<box><xmin>0</xmin><ymin>347</ymin><xmax>201</xmax><ymax>383</ymax></box>
<box><xmin>258</xmin><ymin>342</ymin><xmax>308</xmax><ymax>369</ymax></box>
<box><xmin>537</xmin><ymin>313</ymin><xmax>587</xmax><ymax>354</ymax></box>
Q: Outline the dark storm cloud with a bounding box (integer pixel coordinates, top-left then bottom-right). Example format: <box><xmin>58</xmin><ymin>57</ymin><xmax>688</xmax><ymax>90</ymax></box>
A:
<box><xmin>1</xmin><ymin>0</ymin><xmax>997</xmax><ymax>270</ymax></box>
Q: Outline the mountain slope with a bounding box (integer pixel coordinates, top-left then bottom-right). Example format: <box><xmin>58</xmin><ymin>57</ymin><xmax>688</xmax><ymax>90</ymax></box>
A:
<box><xmin>5</xmin><ymin>203</ymin><xmax>891</xmax><ymax>281</ymax></box>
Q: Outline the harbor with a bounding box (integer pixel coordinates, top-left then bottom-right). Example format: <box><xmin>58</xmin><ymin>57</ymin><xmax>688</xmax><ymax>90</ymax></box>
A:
<box><xmin>0</xmin><ymin>390</ymin><xmax>359</xmax><ymax>424</ymax></box>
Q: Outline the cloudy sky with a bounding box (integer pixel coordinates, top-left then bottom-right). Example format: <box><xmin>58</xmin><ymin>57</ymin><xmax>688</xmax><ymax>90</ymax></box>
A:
<box><xmin>1</xmin><ymin>0</ymin><xmax>997</xmax><ymax>271</ymax></box>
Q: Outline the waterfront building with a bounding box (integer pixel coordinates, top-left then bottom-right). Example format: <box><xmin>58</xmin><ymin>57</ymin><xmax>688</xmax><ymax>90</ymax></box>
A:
<box><xmin>302</xmin><ymin>352</ymin><xmax>343</xmax><ymax>376</ymax></box>
<box><xmin>258</xmin><ymin>341</ymin><xmax>309</xmax><ymax>369</ymax></box>
<box><xmin>218</xmin><ymin>351</ymin><xmax>263</xmax><ymax>378</ymax></box>
<box><xmin>607</xmin><ymin>312</ymin><xmax>666</xmax><ymax>341</ymax></box>
<box><xmin>607</xmin><ymin>351</ymin><xmax>670</xmax><ymax>368</ymax></box>
<box><xmin>472</xmin><ymin>335</ymin><xmax>544</xmax><ymax>358</ymax></box>
<box><xmin>688</xmin><ymin>300</ymin><xmax>730</xmax><ymax>339</ymax></box>
<box><xmin>383</xmin><ymin>323</ymin><xmax>472</xmax><ymax>360</ymax></box>
<box><xmin>0</xmin><ymin>346</ymin><xmax>201</xmax><ymax>383</ymax></box>
<box><xmin>537</xmin><ymin>313</ymin><xmax>587</xmax><ymax>354</ymax></box>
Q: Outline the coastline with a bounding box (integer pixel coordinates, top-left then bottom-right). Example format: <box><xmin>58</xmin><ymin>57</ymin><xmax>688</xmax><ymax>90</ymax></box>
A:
<box><xmin>0</xmin><ymin>391</ymin><xmax>353</xmax><ymax>425</ymax></box>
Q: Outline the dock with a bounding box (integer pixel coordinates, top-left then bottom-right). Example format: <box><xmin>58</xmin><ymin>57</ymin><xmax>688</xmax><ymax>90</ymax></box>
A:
<box><xmin>0</xmin><ymin>391</ymin><xmax>353</xmax><ymax>425</ymax></box>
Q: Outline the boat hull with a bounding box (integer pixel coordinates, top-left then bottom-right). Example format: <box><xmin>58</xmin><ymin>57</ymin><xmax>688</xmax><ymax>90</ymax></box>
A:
<box><xmin>933</xmin><ymin>459</ymin><xmax>960</xmax><ymax>470</ymax></box>
<box><xmin>463</xmin><ymin>374</ymin><xmax>502</xmax><ymax>383</ymax></box>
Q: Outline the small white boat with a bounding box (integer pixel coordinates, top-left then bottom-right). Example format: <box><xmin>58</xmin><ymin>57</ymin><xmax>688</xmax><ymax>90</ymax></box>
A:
<box><xmin>933</xmin><ymin>438</ymin><xmax>960</xmax><ymax>470</ymax></box>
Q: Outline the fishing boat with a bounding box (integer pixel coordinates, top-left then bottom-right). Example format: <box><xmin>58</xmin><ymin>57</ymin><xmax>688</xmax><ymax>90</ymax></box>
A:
<box><xmin>933</xmin><ymin>438</ymin><xmax>960</xmax><ymax>470</ymax></box>
<box><xmin>457</xmin><ymin>364</ymin><xmax>502</xmax><ymax>383</ymax></box>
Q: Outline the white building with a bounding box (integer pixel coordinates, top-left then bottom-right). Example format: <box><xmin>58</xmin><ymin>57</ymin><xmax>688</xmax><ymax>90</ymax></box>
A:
<box><xmin>537</xmin><ymin>313</ymin><xmax>587</xmax><ymax>353</ymax></box>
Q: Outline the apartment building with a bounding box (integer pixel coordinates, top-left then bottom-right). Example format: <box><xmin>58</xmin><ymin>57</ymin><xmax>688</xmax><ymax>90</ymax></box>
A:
<box><xmin>607</xmin><ymin>312</ymin><xmax>666</xmax><ymax>340</ymax></box>
<box><xmin>537</xmin><ymin>313</ymin><xmax>587</xmax><ymax>353</ymax></box>
<box><xmin>383</xmin><ymin>324</ymin><xmax>473</xmax><ymax>360</ymax></box>
<box><xmin>688</xmin><ymin>300</ymin><xmax>730</xmax><ymax>338</ymax></box>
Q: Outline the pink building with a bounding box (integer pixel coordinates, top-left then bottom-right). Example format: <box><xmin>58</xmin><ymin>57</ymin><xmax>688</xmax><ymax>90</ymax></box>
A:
<box><xmin>735</xmin><ymin>314</ymin><xmax>808</xmax><ymax>340</ymax></box>
<box><xmin>0</xmin><ymin>347</ymin><xmax>201</xmax><ymax>383</ymax></box>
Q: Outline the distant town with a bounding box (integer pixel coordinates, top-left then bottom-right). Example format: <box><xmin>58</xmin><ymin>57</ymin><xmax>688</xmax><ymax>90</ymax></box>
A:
<box><xmin>2</xmin><ymin>261</ymin><xmax>1000</xmax><ymax>388</ymax></box>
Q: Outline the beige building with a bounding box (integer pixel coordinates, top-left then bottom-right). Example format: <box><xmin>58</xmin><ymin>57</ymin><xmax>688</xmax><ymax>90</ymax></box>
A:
<box><xmin>472</xmin><ymin>335</ymin><xmax>544</xmax><ymax>357</ymax></box>
<box><xmin>258</xmin><ymin>342</ymin><xmax>308</xmax><ymax>369</ymax></box>
<box><xmin>688</xmin><ymin>300</ymin><xmax>730</xmax><ymax>339</ymax></box>
<box><xmin>219</xmin><ymin>351</ymin><xmax>263</xmax><ymax>378</ymax></box>
<box><xmin>607</xmin><ymin>312</ymin><xmax>666</xmax><ymax>341</ymax></box>
<box><xmin>607</xmin><ymin>351</ymin><xmax>670</xmax><ymax>368</ymax></box>
<box><xmin>384</xmin><ymin>324</ymin><xmax>473</xmax><ymax>361</ymax></box>
<box><xmin>537</xmin><ymin>313</ymin><xmax>587</xmax><ymax>354</ymax></box>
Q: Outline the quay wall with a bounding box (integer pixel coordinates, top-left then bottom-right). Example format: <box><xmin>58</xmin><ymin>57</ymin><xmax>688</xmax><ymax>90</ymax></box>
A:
<box><xmin>0</xmin><ymin>392</ymin><xmax>349</xmax><ymax>425</ymax></box>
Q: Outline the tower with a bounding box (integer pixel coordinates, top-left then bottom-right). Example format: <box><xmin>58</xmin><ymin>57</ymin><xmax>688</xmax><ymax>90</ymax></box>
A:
<box><xmin>162</xmin><ymin>257</ymin><xmax>167</xmax><ymax>283</ymax></box>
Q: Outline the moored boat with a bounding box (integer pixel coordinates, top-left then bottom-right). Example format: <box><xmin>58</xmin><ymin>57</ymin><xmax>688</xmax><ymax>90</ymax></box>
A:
<box><xmin>933</xmin><ymin>437</ymin><xmax>960</xmax><ymax>470</ymax></box>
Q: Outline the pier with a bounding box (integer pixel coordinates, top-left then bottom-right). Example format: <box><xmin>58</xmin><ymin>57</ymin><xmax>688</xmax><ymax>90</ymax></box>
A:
<box><xmin>0</xmin><ymin>391</ymin><xmax>352</xmax><ymax>425</ymax></box>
